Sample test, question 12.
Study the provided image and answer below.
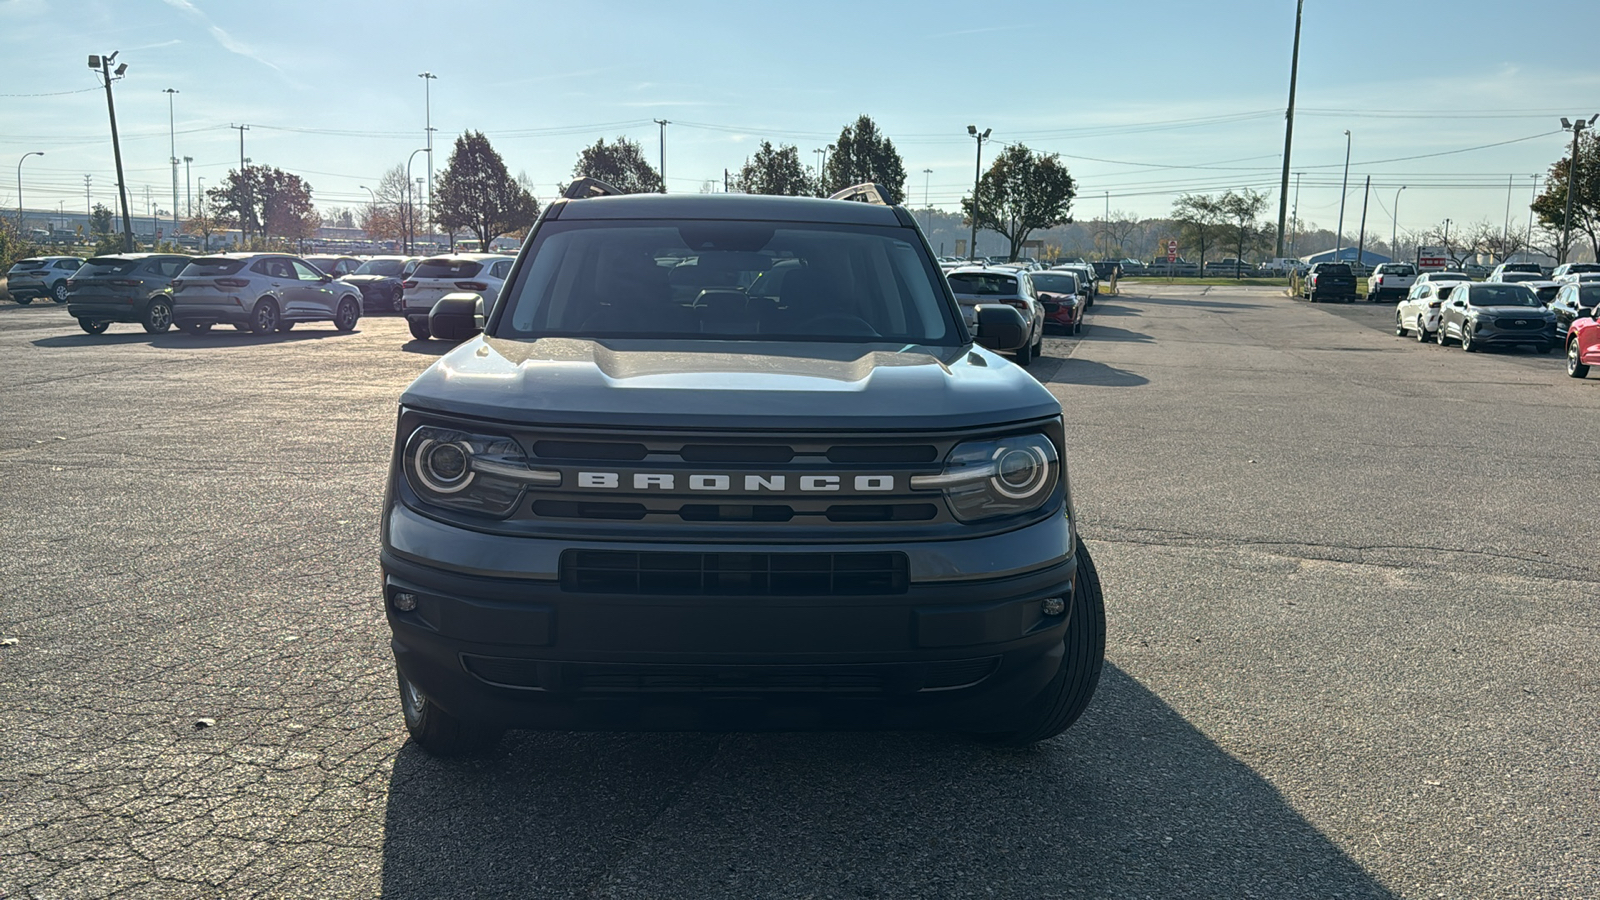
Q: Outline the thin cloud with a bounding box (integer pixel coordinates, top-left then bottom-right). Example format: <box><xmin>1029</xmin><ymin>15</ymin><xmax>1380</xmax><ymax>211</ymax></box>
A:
<box><xmin>127</xmin><ymin>38</ymin><xmax>184</xmax><ymax>52</ymax></box>
<box><xmin>924</xmin><ymin>24</ymin><xmax>1030</xmax><ymax>39</ymax></box>
<box><xmin>159</xmin><ymin>0</ymin><xmax>283</xmax><ymax>75</ymax></box>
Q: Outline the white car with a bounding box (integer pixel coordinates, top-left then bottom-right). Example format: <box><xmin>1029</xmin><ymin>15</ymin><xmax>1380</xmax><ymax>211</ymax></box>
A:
<box><xmin>1394</xmin><ymin>279</ymin><xmax>1465</xmax><ymax>341</ymax></box>
<box><xmin>1486</xmin><ymin>262</ymin><xmax>1543</xmax><ymax>282</ymax></box>
<box><xmin>1550</xmin><ymin>262</ymin><xmax>1600</xmax><ymax>280</ymax></box>
<box><xmin>1366</xmin><ymin>263</ymin><xmax>1417</xmax><ymax>301</ymax></box>
<box><xmin>403</xmin><ymin>253</ymin><xmax>515</xmax><ymax>341</ymax></box>
<box><xmin>1553</xmin><ymin>271</ymin><xmax>1600</xmax><ymax>286</ymax></box>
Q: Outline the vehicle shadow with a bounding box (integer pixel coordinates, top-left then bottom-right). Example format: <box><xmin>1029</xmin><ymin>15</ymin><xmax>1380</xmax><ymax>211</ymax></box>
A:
<box><xmin>1116</xmin><ymin>293</ymin><xmax>1263</xmax><ymax>311</ymax></box>
<box><xmin>30</xmin><ymin>329</ymin><xmax>355</xmax><ymax>349</ymax></box>
<box><xmin>400</xmin><ymin>339</ymin><xmax>454</xmax><ymax>356</ymax></box>
<box><xmin>1045</xmin><ymin>358</ymin><xmax>1149</xmax><ymax>388</ymax></box>
<box><xmin>1080</xmin><ymin>302</ymin><xmax>1141</xmax><ymax>317</ymax></box>
<box><xmin>1075</xmin><ymin>322</ymin><xmax>1156</xmax><ymax>344</ymax></box>
<box><xmin>379</xmin><ymin>665</ymin><xmax>1393</xmax><ymax>899</ymax></box>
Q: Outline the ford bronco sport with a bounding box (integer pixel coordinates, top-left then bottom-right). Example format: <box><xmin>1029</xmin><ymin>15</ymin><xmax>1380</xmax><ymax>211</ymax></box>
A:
<box><xmin>381</xmin><ymin>180</ymin><xmax>1105</xmax><ymax>755</ymax></box>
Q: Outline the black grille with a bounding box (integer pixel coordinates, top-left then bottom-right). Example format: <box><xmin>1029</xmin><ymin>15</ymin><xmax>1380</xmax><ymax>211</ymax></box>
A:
<box><xmin>1493</xmin><ymin>317</ymin><xmax>1545</xmax><ymax>331</ymax></box>
<box><xmin>461</xmin><ymin>655</ymin><xmax>1000</xmax><ymax>693</ymax></box>
<box><xmin>560</xmin><ymin>550</ymin><xmax>909</xmax><ymax>596</ymax></box>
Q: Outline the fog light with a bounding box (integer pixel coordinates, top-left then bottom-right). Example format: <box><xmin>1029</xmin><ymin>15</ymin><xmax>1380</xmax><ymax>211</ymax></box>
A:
<box><xmin>392</xmin><ymin>591</ymin><xmax>418</xmax><ymax>612</ymax></box>
<box><xmin>1041</xmin><ymin>596</ymin><xmax>1066</xmax><ymax>616</ymax></box>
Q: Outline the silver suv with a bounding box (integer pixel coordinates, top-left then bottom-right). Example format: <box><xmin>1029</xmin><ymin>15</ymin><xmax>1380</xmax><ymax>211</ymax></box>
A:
<box><xmin>945</xmin><ymin>266</ymin><xmax>1046</xmax><ymax>365</ymax></box>
<box><xmin>6</xmin><ymin>256</ymin><xmax>83</xmax><ymax>304</ymax></box>
<box><xmin>170</xmin><ymin>253</ymin><xmax>364</xmax><ymax>335</ymax></box>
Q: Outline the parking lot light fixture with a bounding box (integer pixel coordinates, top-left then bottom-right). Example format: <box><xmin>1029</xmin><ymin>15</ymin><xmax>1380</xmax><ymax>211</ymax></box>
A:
<box><xmin>405</xmin><ymin>147</ymin><xmax>429</xmax><ymax>254</ymax></box>
<box><xmin>1558</xmin><ymin>115</ymin><xmax>1598</xmax><ymax>264</ymax></box>
<box><xmin>967</xmin><ymin>126</ymin><xmax>991</xmax><ymax>262</ymax></box>
<box><xmin>1335</xmin><ymin>130</ymin><xmax>1351</xmax><ymax>264</ymax></box>
<box><xmin>1391</xmin><ymin>186</ymin><xmax>1405</xmax><ymax>265</ymax></box>
<box><xmin>17</xmin><ymin>151</ymin><xmax>43</xmax><ymax>227</ymax></box>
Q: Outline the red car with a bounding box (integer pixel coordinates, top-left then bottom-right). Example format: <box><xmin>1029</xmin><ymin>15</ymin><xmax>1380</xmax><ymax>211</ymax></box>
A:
<box><xmin>1567</xmin><ymin>303</ymin><xmax>1600</xmax><ymax>379</ymax></box>
<box><xmin>1030</xmin><ymin>271</ymin><xmax>1086</xmax><ymax>334</ymax></box>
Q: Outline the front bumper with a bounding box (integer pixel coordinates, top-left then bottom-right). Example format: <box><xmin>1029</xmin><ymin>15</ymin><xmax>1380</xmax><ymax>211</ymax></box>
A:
<box><xmin>382</xmin><ymin>502</ymin><xmax>1079</xmax><ymax>732</ymax></box>
<box><xmin>1470</xmin><ymin>327</ymin><xmax>1556</xmax><ymax>346</ymax></box>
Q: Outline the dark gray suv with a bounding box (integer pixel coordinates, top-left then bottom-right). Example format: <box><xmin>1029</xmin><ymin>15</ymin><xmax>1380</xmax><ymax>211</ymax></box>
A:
<box><xmin>1435</xmin><ymin>282</ymin><xmax>1557</xmax><ymax>353</ymax></box>
<box><xmin>381</xmin><ymin>182</ymin><xmax>1104</xmax><ymax>755</ymax></box>
<box><xmin>65</xmin><ymin>253</ymin><xmax>189</xmax><ymax>334</ymax></box>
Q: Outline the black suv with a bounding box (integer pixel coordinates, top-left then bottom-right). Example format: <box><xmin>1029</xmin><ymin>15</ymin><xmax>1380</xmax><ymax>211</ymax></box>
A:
<box><xmin>381</xmin><ymin>181</ymin><xmax>1105</xmax><ymax>755</ymax></box>
<box><xmin>65</xmin><ymin>253</ymin><xmax>189</xmax><ymax>334</ymax></box>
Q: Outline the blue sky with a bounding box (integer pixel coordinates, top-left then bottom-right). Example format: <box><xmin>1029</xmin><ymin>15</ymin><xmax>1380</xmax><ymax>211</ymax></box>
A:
<box><xmin>4</xmin><ymin>0</ymin><xmax>1599</xmax><ymax>241</ymax></box>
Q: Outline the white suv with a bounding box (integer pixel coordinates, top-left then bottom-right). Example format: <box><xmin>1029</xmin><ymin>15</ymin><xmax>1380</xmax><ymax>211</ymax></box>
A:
<box><xmin>402</xmin><ymin>253</ymin><xmax>515</xmax><ymax>341</ymax></box>
<box><xmin>6</xmin><ymin>256</ymin><xmax>84</xmax><ymax>304</ymax></box>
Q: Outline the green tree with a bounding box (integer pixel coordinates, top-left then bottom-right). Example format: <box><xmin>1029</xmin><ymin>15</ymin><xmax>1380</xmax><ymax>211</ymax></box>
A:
<box><xmin>735</xmin><ymin>141</ymin><xmax>815</xmax><ymax>196</ymax></box>
<box><xmin>958</xmin><ymin>144</ymin><xmax>1076</xmax><ymax>261</ymax></box>
<box><xmin>823</xmin><ymin>115</ymin><xmax>907</xmax><ymax>203</ymax></box>
<box><xmin>206</xmin><ymin>166</ymin><xmax>316</xmax><ymax>243</ymax></box>
<box><xmin>89</xmin><ymin>203</ymin><xmax>115</xmax><ymax>240</ymax></box>
<box><xmin>1219</xmin><ymin>189</ymin><xmax>1270</xmax><ymax>277</ymax></box>
<box><xmin>1531</xmin><ymin>130</ymin><xmax>1600</xmax><ymax>262</ymax></box>
<box><xmin>434</xmin><ymin>131</ymin><xmax>541</xmax><ymax>251</ymax></box>
<box><xmin>1171</xmin><ymin>193</ymin><xmax>1226</xmax><ymax>268</ymax></box>
<box><xmin>571</xmin><ymin>136</ymin><xmax>663</xmax><ymax>194</ymax></box>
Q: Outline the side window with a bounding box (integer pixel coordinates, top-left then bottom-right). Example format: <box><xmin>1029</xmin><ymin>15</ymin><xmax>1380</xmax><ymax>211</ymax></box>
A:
<box><xmin>492</xmin><ymin>260</ymin><xmax>512</xmax><ymax>279</ymax></box>
<box><xmin>252</xmin><ymin>260</ymin><xmax>274</xmax><ymax>276</ymax></box>
<box><xmin>290</xmin><ymin>260</ymin><xmax>322</xmax><ymax>281</ymax></box>
<box><xmin>58</xmin><ymin>260</ymin><xmax>80</xmax><ymax>270</ymax></box>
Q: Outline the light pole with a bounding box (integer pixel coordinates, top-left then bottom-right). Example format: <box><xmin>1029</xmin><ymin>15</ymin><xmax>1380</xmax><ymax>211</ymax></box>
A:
<box><xmin>183</xmin><ymin>156</ymin><xmax>193</xmax><ymax>219</ymax></box>
<box><xmin>1526</xmin><ymin>174</ymin><xmax>1539</xmax><ymax>254</ymax></box>
<box><xmin>1335</xmin><ymin>129</ymin><xmax>1351</xmax><ymax>263</ymax></box>
<box><xmin>922</xmin><ymin>167</ymin><xmax>932</xmax><ymax>231</ymax></box>
<box><xmin>813</xmin><ymin>148</ymin><xmax>825</xmax><ymax>192</ymax></box>
<box><xmin>419</xmin><ymin>72</ymin><xmax>437</xmax><ymax>240</ymax></box>
<box><xmin>89</xmin><ymin>52</ymin><xmax>135</xmax><ymax>252</ymax></box>
<box><xmin>405</xmin><ymin>148</ymin><xmax>428</xmax><ymax>254</ymax></box>
<box><xmin>1290</xmin><ymin>171</ymin><xmax>1302</xmax><ymax>256</ymax></box>
<box><xmin>1390</xmin><ymin>185</ymin><xmax>1405</xmax><ymax>264</ymax></box>
<box><xmin>163</xmin><ymin>87</ymin><xmax>179</xmax><ymax>235</ymax></box>
<box><xmin>1275</xmin><ymin>0</ymin><xmax>1305</xmax><ymax>259</ymax></box>
<box><xmin>16</xmin><ymin>151</ymin><xmax>43</xmax><ymax>227</ymax></box>
<box><xmin>966</xmin><ymin>125</ymin><xmax>991</xmax><ymax>261</ymax></box>
<box><xmin>230</xmin><ymin>123</ymin><xmax>249</xmax><ymax>240</ymax></box>
<box><xmin>654</xmin><ymin>119</ymin><xmax>669</xmax><ymax>192</ymax></box>
<box><xmin>1557</xmin><ymin>115</ymin><xmax>1597</xmax><ymax>264</ymax></box>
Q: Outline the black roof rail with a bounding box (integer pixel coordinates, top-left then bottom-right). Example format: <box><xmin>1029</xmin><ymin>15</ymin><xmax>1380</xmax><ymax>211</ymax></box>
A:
<box><xmin>562</xmin><ymin>177</ymin><xmax>623</xmax><ymax>200</ymax></box>
<box><xmin>828</xmin><ymin>183</ymin><xmax>894</xmax><ymax>206</ymax></box>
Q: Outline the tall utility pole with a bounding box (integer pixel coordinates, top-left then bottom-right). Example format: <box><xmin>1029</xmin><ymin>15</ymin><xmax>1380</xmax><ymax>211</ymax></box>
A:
<box><xmin>1557</xmin><ymin>115</ymin><xmax>1597</xmax><ymax>264</ymax></box>
<box><xmin>653</xmin><ymin>119</ymin><xmax>669</xmax><ymax>193</ymax></box>
<box><xmin>230</xmin><ymin>123</ymin><xmax>249</xmax><ymax>241</ymax></box>
<box><xmin>1335</xmin><ymin>130</ymin><xmax>1352</xmax><ymax>262</ymax></box>
<box><xmin>83</xmin><ymin>174</ymin><xmax>92</xmax><ymax>215</ymax></box>
<box><xmin>419</xmin><ymin>72</ymin><xmax>437</xmax><ymax>240</ymax></box>
<box><xmin>1290</xmin><ymin>171</ymin><xmax>1302</xmax><ymax>255</ymax></box>
<box><xmin>922</xmin><ymin>168</ymin><xmax>933</xmax><ymax>231</ymax></box>
<box><xmin>1526</xmin><ymin>175</ymin><xmax>1539</xmax><ymax>254</ymax></box>
<box><xmin>1391</xmin><ymin>185</ymin><xmax>1406</xmax><ymax>263</ymax></box>
<box><xmin>163</xmin><ymin>88</ymin><xmax>179</xmax><ymax>235</ymax></box>
<box><xmin>91</xmin><ymin>52</ymin><xmax>135</xmax><ymax>251</ymax></box>
<box><xmin>966</xmin><ymin>125</ymin><xmax>991</xmax><ymax>261</ymax></box>
<box><xmin>1275</xmin><ymin>0</ymin><xmax>1305</xmax><ymax>258</ymax></box>
<box><xmin>1502</xmin><ymin>173</ymin><xmax>1514</xmax><ymax>258</ymax></box>
<box><xmin>183</xmin><ymin>156</ymin><xmax>193</xmax><ymax>218</ymax></box>
<box><xmin>1354</xmin><ymin>175</ymin><xmax>1371</xmax><ymax>274</ymax></box>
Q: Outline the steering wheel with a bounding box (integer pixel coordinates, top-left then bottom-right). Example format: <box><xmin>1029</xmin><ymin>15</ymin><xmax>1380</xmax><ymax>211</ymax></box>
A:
<box><xmin>800</xmin><ymin>313</ymin><xmax>880</xmax><ymax>337</ymax></box>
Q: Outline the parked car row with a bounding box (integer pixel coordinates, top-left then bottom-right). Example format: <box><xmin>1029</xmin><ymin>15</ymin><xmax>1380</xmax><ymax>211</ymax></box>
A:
<box><xmin>1390</xmin><ymin>274</ymin><xmax>1600</xmax><ymax>378</ymax></box>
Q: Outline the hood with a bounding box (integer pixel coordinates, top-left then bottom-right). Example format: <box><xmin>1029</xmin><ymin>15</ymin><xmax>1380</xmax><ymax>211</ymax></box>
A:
<box><xmin>401</xmin><ymin>337</ymin><xmax>1060</xmax><ymax>430</ymax></box>
<box><xmin>340</xmin><ymin>274</ymin><xmax>393</xmax><ymax>285</ymax></box>
<box><xmin>1475</xmin><ymin>306</ymin><xmax>1553</xmax><ymax>316</ymax></box>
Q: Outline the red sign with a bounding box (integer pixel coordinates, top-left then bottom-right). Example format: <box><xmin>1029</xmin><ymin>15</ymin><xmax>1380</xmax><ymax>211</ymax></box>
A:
<box><xmin>1166</xmin><ymin>239</ymin><xmax>1178</xmax><ymax>262</ymax></box>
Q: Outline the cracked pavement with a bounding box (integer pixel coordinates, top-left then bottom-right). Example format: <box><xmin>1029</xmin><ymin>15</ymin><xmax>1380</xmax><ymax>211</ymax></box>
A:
<box><xmin>0</xmin><ymin>287</ymin><xmax>1595</xmax><ymax>898</ymax></box>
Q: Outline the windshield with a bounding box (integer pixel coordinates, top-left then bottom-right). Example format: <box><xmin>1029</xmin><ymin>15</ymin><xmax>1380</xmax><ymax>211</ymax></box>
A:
<box><xmin>1577</xmin><ymin>285</ymin><xmax>1600</xmax><ymax>304</ymax></box>
<box><xmin>1468</xmin><ymin>284</ymin><xmax>1539</xmax><ymax>307</ymax></box>
<box><xmin>1382</xmin><ymin>265</ymin><xmax>1415</xmax><ymax>275</ymax></box>
<box><xmin>1533</xmin><ymin>285</ymin><xmax>1559</xmax><ymax>304</ymax></box>
<box><xmin>1031</xmin><ymin>273</ymin><xmax>1080</xmax><ymax>294</ymax></box>
<box><xmin>77</xmin><ymin>257</ymin><xmax>142</xmax><ymax>277</ymax></box>
<box><xmin>495</xmin><ymin>220</ymin><xmax>957</xmax><ymax>344</ymax></box>
<box><xmin>1499</xmin><ymin>272</ymin><xmax>1542</xmax><ymax>283</ymax></box>
<box><xmin>415</xmin><ymin>259</ymin><xmax>484</xmax><ymax>280</ymax></box>
<box><xmin>947</xmin><ymin>273</ymin><xmax>1019</xmax><ymax>296</ymax></box>
<box><xmin>179</xmin><ymin>258</ymin><xmax>246</xmax><ymax>277</ymax></box>
<box><xmin>354</xmin><ymin>259</ymin><xmax>404</xmax><ymax>277</ymax></box>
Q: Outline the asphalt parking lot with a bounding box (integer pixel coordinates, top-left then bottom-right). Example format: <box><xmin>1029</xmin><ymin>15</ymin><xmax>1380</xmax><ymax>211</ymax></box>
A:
<box><xmin>1</xmin><ymin>288</ymin><xmax>1595</xmax><ymax>899</ymax></box>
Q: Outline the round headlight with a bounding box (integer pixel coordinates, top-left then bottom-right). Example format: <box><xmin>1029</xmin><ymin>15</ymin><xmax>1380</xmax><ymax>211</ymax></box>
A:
<box><xmin>991</xmin><ymin>444</ymin><xmax>1050</xmax><ymax>499</ymax></box>
<box><xmin>415</xmin><ymin>438</ymin><xmax>474</xmax><ymax>494</ymax></box>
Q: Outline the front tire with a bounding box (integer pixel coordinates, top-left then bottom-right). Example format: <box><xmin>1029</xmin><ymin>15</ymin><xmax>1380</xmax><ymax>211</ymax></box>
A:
<box><xmin>52</xmin><ymin>282</ymin><xmax>69</xmax><ymax>303</ymax></box>
<box><xmin>977</xmin><ymin>539</ymin><xmax>1106</xmax><ymax>747</ymax></box>
<box><xmin>1569</xmin><ymin>338</ymin><xmax>1590</xmax><ymax>378</ymax></box>
<box><xmin>1396</xmin><ymin>312</ymin><xmax>1408</xmax><ymax>337</ymax></box>
<box><xmin>1436</xmin><ymin>323</ymin><xmax>1450</xmax><ymax>346</ymax></box>
<box><xmin>142</xmin><ymin>298</ymin><xmax>173</xmax><ymax>334</ymax></box>
<box><xmin>249</xmin><ymin>299</ymin><xmax>279</xmax><ymax>335</ymax></box>
<box><xmin>334</xmin><ymin>297</ymin><xmax>359</xmax><ymax>332</ymax></box>
<box><xmin>1461</xmin><ymin>327</ymin><xmax>1475</xmax><ymax>352</ymax></box>
<box><xmin>77</xmin><ymin>318</ymin><xmax>109</xmax><ymax>335</ymax></box>
<box><xmin>1013</xmin><ymin>338</ymin><xmax>1034</xmax><ymax>366</ymax></box>
<box><xmin>397</xmin><ymin>668</ymin><xmax>503</xmax><ymax>757</ymax></box>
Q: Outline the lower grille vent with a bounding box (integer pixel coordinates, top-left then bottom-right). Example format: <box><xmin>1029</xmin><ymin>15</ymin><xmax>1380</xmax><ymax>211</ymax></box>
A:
<box><xmin>461</xmin><ymin>655</ymin><xmax>1001</xmax><ymax>693</ymax></box>
<box><xmin>560</xmin><ymin>550</ymin><xmax>909</xmax><ymax>596</ymax></box>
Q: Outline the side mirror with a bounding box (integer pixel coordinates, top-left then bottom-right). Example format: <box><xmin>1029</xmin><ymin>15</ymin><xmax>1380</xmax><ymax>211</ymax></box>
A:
<box><xmin>429</xmin><ymin>292</ymin><xmax>485</xmax><ymax>342</ymax></box>
<box><xmin>973</xmin><ymin>304</ymin><xmax>1028</xmax><ymax>352</ymax></box>
<box><xmin>319</xmin><ymin>273</ymin><xmax>332</xmax><ymax>283</ymax></box>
